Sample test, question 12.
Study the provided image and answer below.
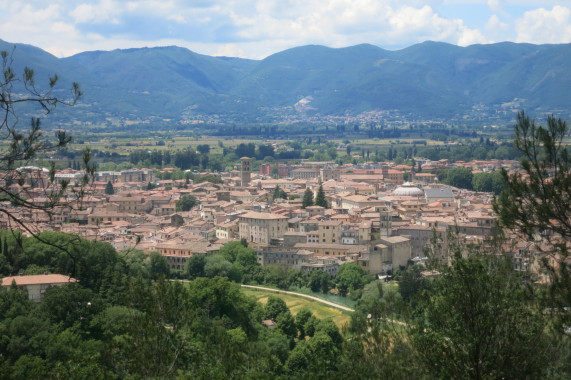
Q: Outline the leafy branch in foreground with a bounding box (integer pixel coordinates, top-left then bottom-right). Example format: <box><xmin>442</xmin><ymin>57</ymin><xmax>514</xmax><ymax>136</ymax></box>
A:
<box><xmin>494</xmin><ymin>110</ymin><xmax>571</xmax><ymax>333</ymax></box>
<box><xmin>495</xmin><ymin>111</ymin><xmax>571</xmax><ymax>241</ymax></box>
<box><xmin>0</xmin><ymin>47</ymin><xmax>92</xmax><ymax>275</ymax></box>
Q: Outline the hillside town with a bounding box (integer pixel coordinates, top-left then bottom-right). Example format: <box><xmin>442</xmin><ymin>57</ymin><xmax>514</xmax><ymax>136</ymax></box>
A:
<box><xmin>2</xmin><ymin>155</ymin><xmax>552</xmax><ymax>283</ymax></box>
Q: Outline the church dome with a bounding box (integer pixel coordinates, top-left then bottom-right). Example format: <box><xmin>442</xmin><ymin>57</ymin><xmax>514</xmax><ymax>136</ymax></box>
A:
<box><xmin>392</xmin><ymin>182</ymin><xmax>424</xmax><ymax>197</ymax></box>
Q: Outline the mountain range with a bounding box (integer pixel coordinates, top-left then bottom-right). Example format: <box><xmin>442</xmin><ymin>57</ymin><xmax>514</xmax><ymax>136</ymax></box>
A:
<box><xmin>2</xmin><ymin>39</ymin><xmax>570</xmax><ymax>123</ymax></box>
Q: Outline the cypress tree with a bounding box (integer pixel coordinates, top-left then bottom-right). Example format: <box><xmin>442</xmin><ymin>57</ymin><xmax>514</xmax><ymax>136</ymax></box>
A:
<box><xmin>315</xmin><ymin>185</ymin><xmax>327</xmax><ymax>208</ymax></box>
<box><xmin>105</xmin><ymin>181</ymin><xmax>115</xmax><ymax>195</ymax></box>
<box><xmin>302</xmin><ymin>188</ymin><xmax>314</xmax><ymax>209</ymax></box>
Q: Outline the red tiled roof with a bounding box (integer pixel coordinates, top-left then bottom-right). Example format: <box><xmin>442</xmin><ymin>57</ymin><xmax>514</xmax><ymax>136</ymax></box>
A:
<box><xmin>1</xmin><ymin>274</ymin><xmax>78</xmax><ymax>286</ymax></box>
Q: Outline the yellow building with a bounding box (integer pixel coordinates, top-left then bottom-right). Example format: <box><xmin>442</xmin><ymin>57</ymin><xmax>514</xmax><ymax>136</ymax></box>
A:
<box><xmin>317</xmin><ymin>220</ymin><xmax>342</xmax><ymax>244</ymax></box>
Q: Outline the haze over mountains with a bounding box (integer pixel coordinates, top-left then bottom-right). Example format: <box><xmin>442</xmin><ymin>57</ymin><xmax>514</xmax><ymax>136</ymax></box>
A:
<box><xmin>2</xmin><ymin>39</ymin><xmax>570</xmax><ymax>123</ymax></box>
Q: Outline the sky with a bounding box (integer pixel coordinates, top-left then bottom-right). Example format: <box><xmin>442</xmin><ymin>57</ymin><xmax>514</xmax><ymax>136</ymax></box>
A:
<box><xmin>1</xmin><ymin>0</ymin><xmax>571</xmax><ymax>59</ymax></box>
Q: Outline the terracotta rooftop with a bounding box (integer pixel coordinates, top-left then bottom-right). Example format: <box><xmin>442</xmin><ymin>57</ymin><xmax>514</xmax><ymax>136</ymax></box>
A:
<box><xmin>240</xmin><ymin>211</ymin><xmax>288</xmax><ymax>220</ymax></box>
<box><xmin>2</xmin><ymin>274</ymin><xmax>78</xmax><ymax>287</ymax></box>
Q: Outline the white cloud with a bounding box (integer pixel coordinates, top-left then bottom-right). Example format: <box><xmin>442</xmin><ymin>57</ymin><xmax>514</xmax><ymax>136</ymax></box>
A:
<box><xmin>386</xmin><ymin>5</ymin><xmax>486</xmax><ymax>46</ymax></box>
<box><xmin>229</xmin><ymin>2</ymin><xmax>486</xmax><ymax>52</ymax></box>
<box><xmin>485</xmin><ymin>14</ymin><xmax>509</xmax><ymax>31</ymax></box>
<box><xmin>515</xmin><ymin>6</ymin><xmax>571</xmax><ymax>44</ymax></box>
<box><xmin>70</xmin><ymin>0</ymin><xmax>121</xmax><ymax>24</ymax></box>
<box><xmin>0</xmin><ymin>1</ymin><xmax>568</xmax><ymax>59</ymax></box>
<box><xmin>487</xmin><ymin>0</ymin><xmax>502</xmax><ymax>14</ymax></box>
<box><xmin>51</xmin><ymin>21</ymin><xmax>76</xmax><ymax>34</ymax></box>
<box><xmin>484</xmin><ymin>13</ymin><xmax>510</xmax><ymax>43</ymax></box>
<box><xmin>0</xmin><ymin>3</ymin><xmax>62</xmax><ymax>43</ymax></box>
<box><xmin>214</xmin><ymin>43</ymin><xmax>245</xmax><ymax>57</ymax></box>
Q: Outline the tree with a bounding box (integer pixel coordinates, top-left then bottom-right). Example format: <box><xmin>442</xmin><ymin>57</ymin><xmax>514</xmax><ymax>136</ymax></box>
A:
<box><xmin>494</xmin><ymin>111</ymin><xmax>571</xmax><ymax>333</ymax></box>
<box><xmin>308</xmin><ymin>270</ymin><xmax>330</xmax><ymax>293</ymax></box>
<box><xmin>472</xmin><ymin>172</ymin><xmax>492</xmax><ymax>193</ymax></box>
<box><xmin>490</xmin><ymin>170</ymin><xmax>507</xmax><ymax>195</ymax></box>
<box><xmin>272</xmin><ymin>185</ymin><xmax>287</xmax><ymax>200</ymax></box>
<box><xmin>276</xmin><ymin>311</ymin><xmax>297</xmax><ymax>340</ymax></box>
<box><xmin>204</xmin><ymin>255</ymin><xmax>232</xmax><ymax>278</ymax></box>
<box><xmin>496</xmin><ymin>111</ymin><xmax>570</xmax><ymax>241</ymax></box>
<box><xmin>149</xmin><ymin>251</ymin><xmax>170</xmax><ymax>279</ymax></box>
<box><xmin>413</xmin><ymin>252</ymin><xmax>551</xmax><ymax>379</ymax></box>
<box><xmin>176</xmin><ymin>194</ymin><xmax>197</xmax><ymax>212</ymax></box>
<box><xmin>196</xmin><ymin>144</ymin><xmax>210</xmax><ymax>155</ymax></box>
<box><xmin>336</xmin><ymin>263</ymin><xmax>368</xmax><ymax>296</ymax></box>
<box><xmin>0</xmin><ymin>48</ymin><xmax>91</xmax><ymax>260</ymax></box>
<box><xmin>264</xmin><ymin>296</ymin><xmax>289</xmax><ymax>320</ymax></box>
<box><xmin>314</xmin><ymin>185</ymin><xmax>327</xmax><ymax>208</ymax></box>
<box><xmin>295</xmin><ymin>308</ymin><xmax>313</xmax><ymax>338</ymax></box>
<box><xmin>173</xmin><ymin>149</ymin><xmax>199</xmax><ymax>170</ymax></box>
<box><xmin>302</xmin><ymin>188</ymin><xmax>314</xmax><ymax>209</ymax></box>
<box><xmin>314</xmin><ymin>319</ymin><xmax>343</xmax><ymax>349</ymax></box>
<box><xmin>473</xmin><ymin>171</ymin><xmax>507</xmax><ymax>195</ymax></box>
<box><xmin>257</xmin><ymin>144</ymin><xmax>274</xmax><ymax>159</ymax></box>
<box><xmin>398</xmin><ymin>265</ymin><xmax>430</xmax><ymax>305</ymax></box>
<box><xmin>104</xmin><ymin>181</ymin><xmax>114</xmax><ymax>195</ymax></box>
<box><xmin>445</xmin><ymin>167</ymin><xmax>473</xmax><ymax>189</ymax></box>
<box><xmin>185</xmin><ymin>254</ymin><xmax>206</xmax><ymax>279</ymax></box>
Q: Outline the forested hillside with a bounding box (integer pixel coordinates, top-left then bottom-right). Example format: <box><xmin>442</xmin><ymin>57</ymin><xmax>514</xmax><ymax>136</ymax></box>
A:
<box><xmin>1</xmin><ymin>39</ymin><xmax>570</xmax><ymax>122</ymax></box>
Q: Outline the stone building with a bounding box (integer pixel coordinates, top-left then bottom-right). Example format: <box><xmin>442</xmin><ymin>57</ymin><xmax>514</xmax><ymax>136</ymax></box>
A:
<box><xmin>301</xmin><ymin>257</ymin><xmax>339</xmax><ymax>278</ymax></box>
<box><xmin>239</xmin><ymin>211</ymin><xmax>289</xmax><ymax>246</ymax></box>
<box><xmin>240</xmin><ymin>157</ymin><xmax>251</xmax><ymax>187</ymax></box>
<box><xmin>258</xmin><ymin>247</ymin><xmax>313</xmax><ymax>269</ymax></box>
<box><xmin>369</xmin><ymin>236</ymin><xmax>412</xmax><ymax>274</ymax></box>
<box><xmin>317</xmin><ymin>220</ymin><xmax>342</xmax><ymax>244</ymax></box>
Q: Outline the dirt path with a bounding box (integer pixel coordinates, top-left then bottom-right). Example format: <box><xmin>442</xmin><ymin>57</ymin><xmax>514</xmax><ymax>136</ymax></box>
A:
<box><xmin>241</xmin><ymin>284</ymin><xmax>355</xmax><ymax>312</ymax></box>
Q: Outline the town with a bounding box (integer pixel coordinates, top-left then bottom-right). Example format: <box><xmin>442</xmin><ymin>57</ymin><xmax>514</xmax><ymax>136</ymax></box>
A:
<box><xmin>3</xmin><ymin>1</ymin><xmax>571</xmax><ymax>377</ymax></box>
<box><xmin>3</xmin><ymin>153</ymin><xmax>548</xmax><ymax>285</ymax></box>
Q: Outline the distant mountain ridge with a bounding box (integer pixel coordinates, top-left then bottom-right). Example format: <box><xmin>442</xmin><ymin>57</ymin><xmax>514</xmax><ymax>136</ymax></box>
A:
<box><xmin>1</xmin><ymin>39</ymin><xmax>570</xmax><ymax>122</ymax></box>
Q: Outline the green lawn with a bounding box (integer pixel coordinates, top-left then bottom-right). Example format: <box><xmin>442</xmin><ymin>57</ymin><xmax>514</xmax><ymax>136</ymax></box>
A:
<box><xmin>242</xmin><ymin>288</ymin><xmax>352</xmax><ymax>329</ymax></box>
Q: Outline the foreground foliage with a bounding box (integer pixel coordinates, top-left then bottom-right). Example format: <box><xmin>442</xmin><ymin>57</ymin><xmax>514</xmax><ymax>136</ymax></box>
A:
<box><xmin>0</xmin><ymin>231</ymin><xmax>569</xmax><ymax>379</ymax></box>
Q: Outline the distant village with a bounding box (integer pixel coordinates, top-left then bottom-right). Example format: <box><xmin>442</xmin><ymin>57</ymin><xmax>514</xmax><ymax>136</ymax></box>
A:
<box><xmin>1</xmin><ymin>156</ymin><xmax>550</xmax><ymax>282</ymax></box>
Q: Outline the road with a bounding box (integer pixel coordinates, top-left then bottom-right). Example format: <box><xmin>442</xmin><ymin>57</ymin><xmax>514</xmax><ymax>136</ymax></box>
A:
<box><xmin>241</xmin><ymin>284</ymin><xmax>355</xmax><ymax>312</ymax></box>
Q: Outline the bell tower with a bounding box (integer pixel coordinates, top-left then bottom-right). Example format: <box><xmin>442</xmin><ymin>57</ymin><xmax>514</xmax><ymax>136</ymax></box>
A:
<box><xmin>240</xmin><ymin>157</ymin><xmax>251</xmax><ymax>187</ymax></box>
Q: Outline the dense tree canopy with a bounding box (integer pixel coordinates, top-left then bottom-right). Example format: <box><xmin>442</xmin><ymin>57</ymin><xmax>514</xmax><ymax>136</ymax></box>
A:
<box><xmin>444</xmin><ymin>167</ymin><xmax>473</xmax><ymax>189</ymax></box>
<box><xmin>494</xmin><ymin>111</ymin><xmax>571</xmax><ymax>335</ymax></box>
<box><xmin>0</xmin><ymin>224</ymin><xmax>569</xmax><ymax>378</ymax></box>
<box><xmin>413</xmin><ymin>253</ymin><xmax>550</xmax><ymax>379</ymax></box>
<box><xmin>336</xmin><ymin>263</ymin><xmax>369</xmax><ymax>297</ymax></box>
<box><xmin>176</xmin><ymin>194</ymin><xmax>197</xmax><ymax>212</ymax></box>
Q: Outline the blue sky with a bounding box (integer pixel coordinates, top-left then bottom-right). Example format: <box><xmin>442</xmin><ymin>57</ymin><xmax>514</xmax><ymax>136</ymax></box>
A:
<box><xmin>1</xmin><ymin>1</ymin><xmax>571</xmax><ymax>59</ymax></box>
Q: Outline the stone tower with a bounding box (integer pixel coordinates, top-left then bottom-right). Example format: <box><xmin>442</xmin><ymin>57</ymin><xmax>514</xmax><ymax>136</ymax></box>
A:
<box><xmin>379</xmin><ymin>206</ymin><xmax>392</xmax><ymax>237</ymax></box>
<box><xmin>240</xmin><ymin>157</ymin><xmax>251</xmax><ymax>187</ymax></box>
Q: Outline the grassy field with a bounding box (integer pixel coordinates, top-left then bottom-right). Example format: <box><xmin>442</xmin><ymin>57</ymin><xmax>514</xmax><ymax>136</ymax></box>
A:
<box><xmin>242</xmin><ymin>288</ymin><xmax>352</xmax><ymax>329</ymax></box>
